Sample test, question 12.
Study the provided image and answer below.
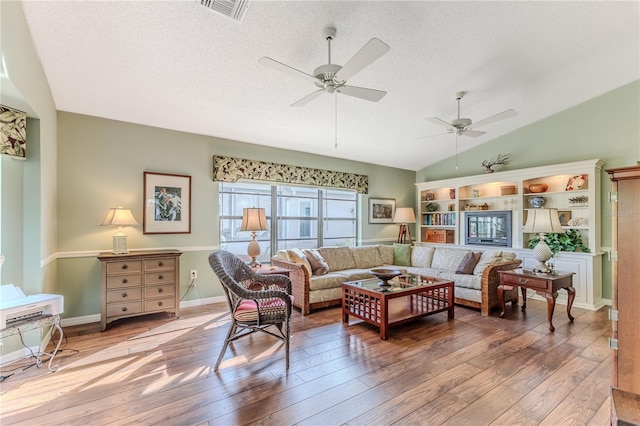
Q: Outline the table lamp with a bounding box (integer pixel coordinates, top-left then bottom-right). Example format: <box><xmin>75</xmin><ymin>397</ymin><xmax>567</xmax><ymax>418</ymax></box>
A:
<box><xmin>101</xmin><ymin>207</ymin><xmax>138</xmax><ymax>254</ymax></box>
<box><xmin>394</xmin><ymin>207</ymin><xmax>416</xmax><ymax>245</ymax></box>
<box><xmin>523</xmin><ymin>208</ymin><xmax>565</xmax><ymax>274</ymax></box>
<box><xmin>240</xmin><ymin>207</ymin><xmax>268</xmax><ymax>267</ymax></box>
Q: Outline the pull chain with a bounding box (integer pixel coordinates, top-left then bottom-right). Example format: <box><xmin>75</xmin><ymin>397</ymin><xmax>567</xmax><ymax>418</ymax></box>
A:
<box><xmin>334</xmin><ymin>92</ymin><xmax>338</xmax><ymax>149</ymax></box>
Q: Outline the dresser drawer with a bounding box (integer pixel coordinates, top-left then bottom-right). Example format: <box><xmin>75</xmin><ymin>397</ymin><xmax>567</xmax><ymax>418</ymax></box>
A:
<box><xmin>106</xmin><ymin>260</ymin><xmax>142</xmax><ymax>275</ymax></box>
<box><xmin>107</xmin><ymin>288</ymin><xmax>142</xmax><ymax>304</ymax></box>
<box><xmin>144</xmin><ymin>284</ymin><xmax>175</xmax><ymax>299</ymax></box>
<box><xmin>145</xmin><ymin>271</ymin><xmax>176</xmax><ymax>285</ymax></box>
<box><xmin>107</xmin><ymin>301</ymin><xmax>143</xmax><ymax>317</ymax></box>
<box><xmin>144</xmin><ymin>257</ymin><xmax>176</xmax><ymax>272</ymax></box>
<box><xmin>106</xmin><ymin>274</ymin><xmax>142</xmax><ymax>289</ymax></box>
<box><xmin>501</xmin><ymin>273</ymin><xmax>549</xmax><ymax>291</ymax></box>
<box><xmin>144</xmin><ymin>297</ymin><xmax>175</xmax><ymax>312</ymax></box>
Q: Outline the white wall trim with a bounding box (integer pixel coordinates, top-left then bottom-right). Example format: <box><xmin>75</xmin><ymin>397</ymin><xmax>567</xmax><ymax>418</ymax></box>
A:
<box><xmin>49</xmin><ymin>245</ymin><xmax>220</xmax><ymax>262</ymax></box>
<box><xmin>58</xmin><ymin>297</ymin><xmax>226</xmax><ymax>328</ymax></box>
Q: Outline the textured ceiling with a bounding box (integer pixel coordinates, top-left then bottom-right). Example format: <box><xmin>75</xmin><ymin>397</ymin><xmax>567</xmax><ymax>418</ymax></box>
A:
<box><xmin>17</xmin><ymin>1</ymin><xmax>640</xmax><ymax>171</ymax></box>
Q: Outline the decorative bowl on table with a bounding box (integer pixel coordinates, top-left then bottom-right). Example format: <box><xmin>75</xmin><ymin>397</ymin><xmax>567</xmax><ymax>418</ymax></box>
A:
<box><xmin>528</xmin><ymin>183</ymin><xmax>549</xmax><ymax>193</ymax></box>
<box><xmin>370</xmin><ymin>268</ymin><xmax>402</xmax><ymax>290</ymax></box>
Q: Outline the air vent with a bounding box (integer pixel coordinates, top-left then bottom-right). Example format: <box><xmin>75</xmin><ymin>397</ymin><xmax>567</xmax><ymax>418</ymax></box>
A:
<box><xmin>199</xmin><ymin>0</ymin><xmax>248</xmax><ymax>22</ymax></box>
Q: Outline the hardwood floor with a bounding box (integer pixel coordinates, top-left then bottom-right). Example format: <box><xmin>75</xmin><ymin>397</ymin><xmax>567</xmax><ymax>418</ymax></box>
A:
<box><xmin>0</xmin><ymin>298</ymin><xmax>612</xmax><ymax>425</ymax></box>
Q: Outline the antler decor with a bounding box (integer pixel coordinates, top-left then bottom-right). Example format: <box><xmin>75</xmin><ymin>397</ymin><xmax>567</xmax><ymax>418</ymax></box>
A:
<box><xmin>482</xmin><ymin>153</ymin><xmax>511</xmax><ymax>173</ymax></box>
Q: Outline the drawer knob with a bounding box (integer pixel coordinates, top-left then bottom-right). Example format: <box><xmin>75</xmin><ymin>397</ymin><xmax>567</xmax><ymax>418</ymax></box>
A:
<box><xmin>518</xmin><ymin>278</ymin><xmax>529</xmax><ymax>284</ymax></box>
<box><xmin>158</xmin><ymin>301</ymin><xmax>163</xmax><ymax>307</ymax></box>
<box><xmin>122</xmin><ymin>292</ymin><xmax>127</xmax><ymax>298</ymax></box>
<box><xmin>122</xmin><ymin>279</ymin><xmax>128</xmax><ymax>284</ymax></box>
<box><xmin>159</xmin><ymin>262</ymin><xmax>164</xmax><ymax>267</ymax></box>
<box><xmin>122</xmin><ymin>264</ymin><xmax>128</xmax><ymax>270</ymax></box>
<box><xmin>158</xmin><ymin>288</ymin><xmax>163</xmax><ymax>293</ymax></box>
<box><xmin>158</xmin><ymin>275</ymin><xmax>164</xmax><ymax>280</ymax></box>
<box><xmin>122</xmin><ymin>307</ymin><xmax>128</xmax><ymax>312</ymax></box>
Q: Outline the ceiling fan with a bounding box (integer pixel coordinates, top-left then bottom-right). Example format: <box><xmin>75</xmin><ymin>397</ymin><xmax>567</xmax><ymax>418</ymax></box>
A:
<box><xmin>422</xmin><ymin>92</ymin><xmax>518</xmax><ymax>138</ymax></box>
<box><xmin>259</xmin><ymin>26</ymin><xmax>390</xmax><ymax>107</ymax></box>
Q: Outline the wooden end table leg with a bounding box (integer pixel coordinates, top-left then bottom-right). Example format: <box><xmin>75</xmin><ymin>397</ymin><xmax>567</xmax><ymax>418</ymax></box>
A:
<box><xmin>566</xmin><ymin>286</ymin><xmax>575</xmax><ymax>322</ymax></box>
<box><xmin>498</xmin><ymin>284</ymin><xmax>512</xmax><ymax>318</ymax></box>
<box><xmin>545</xmin><ymin>291</ymin><xmax>557</xmax><ymax>332</ymax></box>
<box><xmin>521</xmin><ymin>287</ymin><xmax>527</xmax><ymax>311</ymax></box>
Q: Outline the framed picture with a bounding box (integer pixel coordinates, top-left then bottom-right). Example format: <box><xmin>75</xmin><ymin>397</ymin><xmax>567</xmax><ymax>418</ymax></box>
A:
<box><xmin>369</xmin><ymin>198</ymin><xmax>395</xmax><ymax>224</ymax></box>
<box><xmin>143</xmin><ymin>172</ymin><xmax>191</xmax><ymax>234</ymax></box>
<box><xmin>558</xmin><ymin>210</ymin><xmax>571</xmax><ymax>226</ymax></box>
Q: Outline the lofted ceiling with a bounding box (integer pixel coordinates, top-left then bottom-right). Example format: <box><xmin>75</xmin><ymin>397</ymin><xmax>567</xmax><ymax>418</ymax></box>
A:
<box><xmin>16</xmin><ymin>1</ymin><xmax>640</xmax><ymax>171</ymax></box>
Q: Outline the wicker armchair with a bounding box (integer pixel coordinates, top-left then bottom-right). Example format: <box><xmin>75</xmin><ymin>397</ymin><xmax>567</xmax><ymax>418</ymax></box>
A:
<box><xmin>208</xmin><ymin>250</ymin><xmax>292</xmax><ymax>371</ymax></box>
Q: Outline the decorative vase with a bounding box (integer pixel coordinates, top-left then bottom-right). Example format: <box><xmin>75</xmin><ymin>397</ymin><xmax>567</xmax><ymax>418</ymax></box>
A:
<box><xmin>529</xmin><ymin>196</ymin><xmax>545</xmax><ymax>208</ymax></box>
<box><xmin>449</xmin><ymin>188</ymin><xmax>455</xmax><ymax>199</ymax></box>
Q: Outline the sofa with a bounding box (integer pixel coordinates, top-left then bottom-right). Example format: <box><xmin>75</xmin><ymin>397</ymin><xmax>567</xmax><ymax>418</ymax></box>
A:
<box><xmin>271</xmin><ymin>244</ymin><xmax>521</xmax><ymax>316</ymax></box>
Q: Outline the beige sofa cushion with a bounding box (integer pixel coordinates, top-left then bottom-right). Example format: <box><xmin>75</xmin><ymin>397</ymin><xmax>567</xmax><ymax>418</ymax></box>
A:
<box><xmin>286</xmin><ymin>248</ymin><xmax>312</xmax><ymax>275</ymax></box>
<box><xmin>411</xmin><ymin>245</ymin><xmax>435</xmax><ymax>268</ymax></box>
<box><xmin>377</xmin><ymin>245</ymin><xmax>394</xmax><ymax>265</ymax></box>
<box><xmin>351</xmin><ymin>246</ymin><xmax>383</xmax><ymax>269</ymax></box>
<box><xmin>308</xmin><ymin>273</ymin><xmax>347</xmax><ymax>291</ymax></box>
<box><xmin>304</xmin><ymin>249</ymin><xmax>329</xmax><ymax>275</ymax></box>
<box><xmin>431</xmin><ymin>248</ymin><xmax>470</xmax><ymax>271</ymax></box>
<box><xmin>318</xmin><ymin>246</ymin><xmax>356</xmax><ymax>272</ymax></box>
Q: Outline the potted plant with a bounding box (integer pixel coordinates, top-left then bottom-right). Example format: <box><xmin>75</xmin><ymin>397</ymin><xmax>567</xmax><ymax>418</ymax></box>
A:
<box><xmin>527</xmin><ymin>229</ymin><xmax>591</xmax><ymax>255</ymax></box>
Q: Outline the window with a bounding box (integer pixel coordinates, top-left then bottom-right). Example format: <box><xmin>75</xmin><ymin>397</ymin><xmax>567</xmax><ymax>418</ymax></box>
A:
<box><xmin>219</xmin><ymin>182</ymin><xmax>357</xmax><ymax>263</ymax></box>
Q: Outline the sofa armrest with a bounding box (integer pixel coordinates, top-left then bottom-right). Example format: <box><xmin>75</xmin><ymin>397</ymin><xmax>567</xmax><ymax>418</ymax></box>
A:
<box><xmin>271</xmin><ymin>257</ymin><xmax>311</xmax><ymax>315</ymax></box>
<box><xmin>480</xmin><ymin>259</ymin><xmax>522</xmax><ymax>316</ymax></box>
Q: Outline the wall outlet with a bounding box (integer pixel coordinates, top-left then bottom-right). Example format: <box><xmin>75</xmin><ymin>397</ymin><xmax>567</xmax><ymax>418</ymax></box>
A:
<box><xmin>190</xmin><ymin>270</ymin><xmax>197</xmax><ymax>279</ymax></box>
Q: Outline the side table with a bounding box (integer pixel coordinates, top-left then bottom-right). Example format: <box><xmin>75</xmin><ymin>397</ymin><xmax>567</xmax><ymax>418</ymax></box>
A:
<box><xmin>253</xmin><ymin>265</ymin><xmax>291</xmax><ymax>277</ymax></box>
<box><xmin>498</xmin><ymin>269</ymin><xmax>575</xmax><ymax>332</ymax></box>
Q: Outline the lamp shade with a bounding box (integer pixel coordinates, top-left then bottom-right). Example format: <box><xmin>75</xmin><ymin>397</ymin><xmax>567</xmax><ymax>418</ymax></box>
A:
<box><xmin>240</xmin><ymin>208</ymin><xmax>268</xmax><ymax>232</ymax></box>
<box><xmin>522</xmin><ymin>208</ymin><xmax>565</xmax><ymax>234</ymax></box>
<box><xmin>393</xmin><ymin>207</ymin><xmax>416</xmax><ymax>224</ymax></box>
<box><xmin>101</xmin><ymin>207</ymin><xmax>138</xmax><ymax>226</ymax></box>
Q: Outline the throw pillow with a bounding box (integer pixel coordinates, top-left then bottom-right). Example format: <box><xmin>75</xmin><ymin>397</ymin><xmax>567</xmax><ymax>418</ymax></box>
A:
<box><xmin>393</xmin><ymin>243</ymin><xmax>412</xmax><ymax>267</ymax></box>
<box><xmin>456</xmin><ymin>251</ymin><xmax>482</xmax><ymax>275</ymax></box>
<box><xmin>303</xmin><ymin>249</ymin><xmax>329</xmax><ymax>276</ymax></box>
<box><xmin>287</xmin><ymin>248</ymin><xmax>312</xmax><ymax>276</ymax></box>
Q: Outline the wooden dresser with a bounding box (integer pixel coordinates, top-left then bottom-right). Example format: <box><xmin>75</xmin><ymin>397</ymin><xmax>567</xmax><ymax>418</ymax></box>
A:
<box><xmin>98</xmin><ymin>250</ymin><xmax>182</xmax><ymax>331</ymax></box>
<box><xmin>607</xmin><ymin>165</ymin><xmax>640</xmax><ymax>422</ymax></box>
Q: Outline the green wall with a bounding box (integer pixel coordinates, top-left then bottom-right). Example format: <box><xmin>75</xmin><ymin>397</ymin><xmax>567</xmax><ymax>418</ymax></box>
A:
<box><xmin>56</xmin><ymin>112</ymin><xmax>416</xmax><ymax>318</ymax></box>
<box><xmin>416</xmin><ymin>80</ymin><xmax>640</xmax><ymax>299</ymax></box>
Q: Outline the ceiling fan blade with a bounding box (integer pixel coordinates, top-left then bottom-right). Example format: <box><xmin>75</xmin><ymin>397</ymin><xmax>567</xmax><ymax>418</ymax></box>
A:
<box><xmin>290</xmin><ymin>89</ymin><xmax>325</xmax><ymax>107</ymax></box>
<box><xmin>462</xmin><ymin>129</ymin><xmax>486</xmax><ymax>137</ymax></box>
<box><xmin>259</xmin><ymin>57</ymin><xmax>318</xmax><ymax>83</ymax></box>
<box><xmin>425</xmin><ymin>117</ymin><xmax>454</xmax><ymax>129</ymax></box>
<box><xmin>467</xmin><ymin>109</ymin><xmax>518</xmax><ymax>129</ymax></box>
<box><xmin>338</xmin><ymin>85</ymin><xmax>386</xmax><ymax>102</ymax></box>
<box><xmin>333</xmin><ymin>38</ymin><xmax>390</xmax><ymax>82</ymax></box>
<box><xmin>416</xmin><ymin>130</ymin><xmax>453</xmax><ymax>140</ymax></box>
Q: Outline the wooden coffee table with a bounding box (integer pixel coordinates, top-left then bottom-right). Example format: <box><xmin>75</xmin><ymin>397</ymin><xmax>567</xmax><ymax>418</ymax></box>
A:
<box><xmin>342</xmin><ymin>274</ymin><xmax>454</xmax><ymax>340</ymax></box>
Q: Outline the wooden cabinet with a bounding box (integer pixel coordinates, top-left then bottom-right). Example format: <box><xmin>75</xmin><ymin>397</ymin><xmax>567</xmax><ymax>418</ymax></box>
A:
<box><xmin>98</xmin><ymin>250</ymin><xmax>182</xmax><ymax>331</ymax></box>
<box><xmin>425</xmin><ymin>229</ymin><xmax>455</xmax><ymax>244</ymax></box>
<box><xmin>607</xmin><ymin>165</ymin><xmax>640</xmax><ymax>395</ymax></box>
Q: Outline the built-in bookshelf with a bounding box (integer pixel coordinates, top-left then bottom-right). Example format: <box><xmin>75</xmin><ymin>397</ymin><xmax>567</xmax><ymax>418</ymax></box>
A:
<box><xmin>415</xmin><ymin>158</ymin><xmax>605</xmax><ymax>311</ymax></box>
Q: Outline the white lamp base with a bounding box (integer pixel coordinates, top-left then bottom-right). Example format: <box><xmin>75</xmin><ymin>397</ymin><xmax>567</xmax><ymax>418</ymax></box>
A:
<box><xmin>247</xmin><ymin>233</ymin><xmax>261</xmax><ymax>268</ymax></box>
<box><xmin>532</xmin><ymin>236</ymin><xmax>553</xmax><ymax>274</ymax></box>
<box><xmin>112</xmin><ymin>232</ymin><xmax>129</xmax><ymax>254</ymax></box>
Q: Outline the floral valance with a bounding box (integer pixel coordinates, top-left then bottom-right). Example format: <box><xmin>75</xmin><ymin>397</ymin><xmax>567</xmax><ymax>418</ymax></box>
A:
<box><xmin>0</xmin><ymin>105</ymin><xmax>27</xmax><ymax>159</ymax></box>
<box><xmin>213</xmin><ymin>155</ymin><xmax>368</xmax><ymax>194</ymax></box>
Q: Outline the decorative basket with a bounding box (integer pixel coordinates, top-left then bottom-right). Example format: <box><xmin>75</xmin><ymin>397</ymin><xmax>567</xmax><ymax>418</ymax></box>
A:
<box><xmin>500</xmin><ymin>185</ymin><xmax>517</xmax><ymax>196</ymax></box>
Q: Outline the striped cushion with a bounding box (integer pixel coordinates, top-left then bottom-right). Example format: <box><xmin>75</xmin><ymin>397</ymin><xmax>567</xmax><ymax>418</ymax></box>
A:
<box><xmin>233</xmin><ymin>297</ymin><xmax>292</xmax><ymax>322</ymax></box>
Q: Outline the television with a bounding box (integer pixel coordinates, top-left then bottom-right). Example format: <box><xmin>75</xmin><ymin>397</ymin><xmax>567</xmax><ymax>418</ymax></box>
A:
<box><xmin>465</xmin><ymin>211</ymin><xmax>512</xmax><ymax>247</ymax></box>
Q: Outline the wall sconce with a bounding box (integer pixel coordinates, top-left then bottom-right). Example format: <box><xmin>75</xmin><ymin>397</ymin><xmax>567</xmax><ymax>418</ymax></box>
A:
<box><xmin>101</xmin><ymin>207</ymin><xmax>138</xmax><ymax>254</ymax></box>
<box><xmin>393</xmin><ymin>207</ymin><xmax>416</xmax><ymax>245</ymax></box>
<box><xmin>240</xmin><ymin>207</ymin><xmax>268</xmax><ymax>267</ymax></box>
